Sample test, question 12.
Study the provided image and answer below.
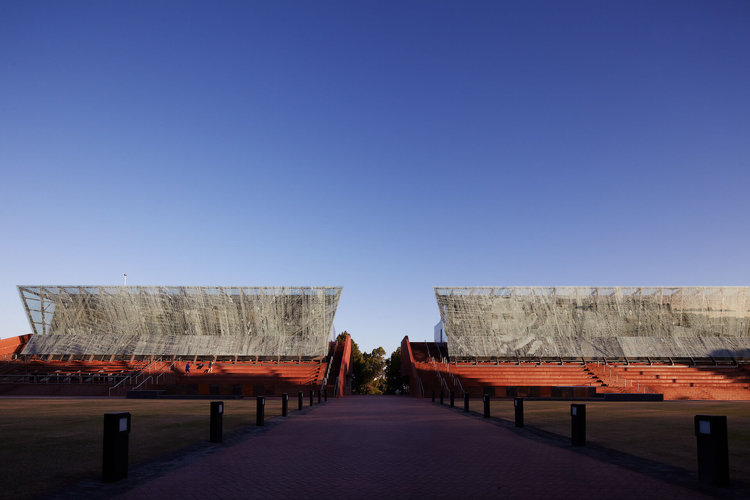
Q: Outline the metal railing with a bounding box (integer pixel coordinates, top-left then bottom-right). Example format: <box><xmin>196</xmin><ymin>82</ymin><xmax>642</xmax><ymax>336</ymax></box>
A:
<box><xmin>320</xmin><ymin>344</ymin><xmax>336</xmax><ymax>391</ymax></box>
<box><xmin>595</xmin><ymin>361</ymin><xmax>652</xmax><ymax>394</ymax></box>
<box><xmin>131</xmin><ymin>375</ymin><xmax>153</xmax><ymax>391</ymax></box>
<box><xmin>1</xmin><ymin>372</ymin><xmax>130</xmax><ymax>385</ymax></box>
<box><xmin>442</xmin><ymin>358</ymin><xmax>465</xmax><ymax>395</ymax></box>
<box><xmin>154</xmin><ymin>361</ymin><xmax>176</xmax><ymax>384</ymax></box>
<box><xmin>107</xmin><ymin>359</ymin><xmax>157</xmax><ymax>396</ymax></box>
<box><xmin>424</xmin><ymin>343</ymin><xmax>450</xmax><ymax>393</ymax></box>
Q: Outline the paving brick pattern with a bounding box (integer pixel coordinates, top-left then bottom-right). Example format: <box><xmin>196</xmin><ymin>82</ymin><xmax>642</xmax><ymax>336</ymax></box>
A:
<box><xmin>111</xmin><ymin>396</ymin><xmax>717</xmax><ymax>499</ymax></box>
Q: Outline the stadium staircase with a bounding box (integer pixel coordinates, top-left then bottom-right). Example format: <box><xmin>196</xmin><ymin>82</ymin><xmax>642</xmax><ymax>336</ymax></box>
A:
<box><xmin>324</xmin><ymin>338</ymin><xmax>351</xmax><ymax>397</ymax></box>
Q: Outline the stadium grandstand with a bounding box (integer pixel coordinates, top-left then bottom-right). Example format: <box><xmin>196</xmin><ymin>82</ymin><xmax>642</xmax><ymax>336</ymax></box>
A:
<box><xmin>0</xmin><ymin>286</ymin><xmax>352</xmax><ymax>398</ymax></box>
<box><xmin>402</xmin><ymin>287</ymin><xmax>750</xmax><ymax>400</ymax></box>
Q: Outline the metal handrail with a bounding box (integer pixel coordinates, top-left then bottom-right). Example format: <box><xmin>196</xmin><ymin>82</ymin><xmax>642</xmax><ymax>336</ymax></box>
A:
<box><xmin>108</xmin><ymin>375</ymin><xmax>132</xmax><ymax>396</ymax></box>
<box><xmin>431</xmin><ymin>358</ymin><xmax>450</xmax><ymax>393</ymax></box>
<box><xmin>132</xmin><ymin>375</ymin><xmax>153</xmax><ymax>391</ymax></box>
<box><xmin>0</xmin><ymin>372</ymin><xmax>129</xmax><ymax>384</ymax></box>
<box><xmin>443</xmin><ymin>359</ymin><xmax>465</xmax><ymax>395</ymax></box>
<box><xmin>107</xmin><ymin>359</ymin><xmax>154</xmax><ymax>395</ymax></box>
<box><xmin>320</xmin><ymin>344</ymin><xmax>336</xmax><ymax>391</ymax></box>
<box><xmin>424</xmin><ymin>343</ymin><xmax>449</xmax><ymax>392</ymax></box>
<box><xmin>154</xmin><ymin>361</ymin><xmax>177</xmax><ymax>384</ymax></box>
<box><xmin>595</xmin><ymin>361</ymin><xmax>650</xmax><ymax>394</ymax></box>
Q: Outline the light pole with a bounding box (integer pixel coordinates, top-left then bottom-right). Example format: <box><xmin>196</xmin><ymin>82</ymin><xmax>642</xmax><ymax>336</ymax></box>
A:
<box><xmin>123</xmin><ymin>274</ymin><xmax>127</xmax><ymax>286</ymax></box>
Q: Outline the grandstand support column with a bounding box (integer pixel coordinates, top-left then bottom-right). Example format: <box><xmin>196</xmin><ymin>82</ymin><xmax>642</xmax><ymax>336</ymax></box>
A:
<box><xmin>483</xmin><ymin>395</ymin><xmax>490</xmax><ymax>418</ymax></box>
<box><xmin>440</xmin><ymin>390</ymin><xmax>444</xmax><ymax>405</ymax></box>
<box><xmin>464</xmin><ymin>394</ymin><xmax>469</xmax><ymax>412</ymax></box>
<box><xmin>298</xmin><ymin>391</ymin><xmax>303</xmax><ymax>411</ymax></box>
<box><xmin>323</xmin><ymin>388</ymin><xmax>327</xmax><ymax>402</ymax></box>
<box><xmin>282</xmin><ymin>394</ymin><xmax>288</xmax><ymax>417</ymax></box>
<box><xmin>309</xmin><ymin>390</ymin><xmax>314</xmax><ymax>406</ymax></box>
<box><xmin>450</xmin><ymin>391</ymin><xmax>455</xmax><ymax>408</ymax></box>
<box><xmin>317</xmin><ymin>389</ymin><xmax>321</xmax><ymax>404</ymax></box>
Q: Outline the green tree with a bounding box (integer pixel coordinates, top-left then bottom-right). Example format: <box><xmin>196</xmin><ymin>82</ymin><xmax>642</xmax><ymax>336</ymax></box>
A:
<box><xmin>384</xmin><ymin>347</ymin><xmax>408</xmax><ymax>394</ymax></box>
<box><xmin>337</xmin><ymin>332</ymin><xmax>386</xmax><ymax>394</ymax></box>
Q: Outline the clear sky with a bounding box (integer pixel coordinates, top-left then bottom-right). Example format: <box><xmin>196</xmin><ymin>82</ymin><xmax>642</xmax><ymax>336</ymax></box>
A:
<box><xmin>1</xmin><ymin>1</ymin><xmax>749</xmax><ymax>354</ymax></box>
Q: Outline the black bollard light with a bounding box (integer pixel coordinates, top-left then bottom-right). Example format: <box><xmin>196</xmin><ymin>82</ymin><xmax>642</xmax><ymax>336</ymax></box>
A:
<box><xmin>514</xmin><ymin>398</ymin><xmax>524</xmax><ymax>427</ymax></box>
<box><xmin>298</xmin><ymin>391</ymin><xmax>303</xmax><ymax>411</ymax></box>
<box><xmin>282</xmin><ymin>393</ymin><xmax>288</xmax><ymax>417</ymax></box>
<box><xmin>210</xmin><ymin>401</ymin><xmax>223</xmax><ymax>443</ymax></box>
<box><xmin>571</xmin><ymin>404</ymin><xmax>586</xmax><ymax>446</ymax></box>
<box><xmin>464</xmin><ymin>393</ymin><xmax>469</xmax><ymax>412</ymax></box>
<box><xmin>694</xmin><ymin>415</ymin><xmax>729</xmax><ymax>487</ymax></box>
<box><xmin>256</xmin><ymin>396</ymin><xmax>265</xmax><ymax>426</ymax></box>
<box><xmin>450</xmin><ymin>391</ymin><xmax>455</xmax><ymax>408</ymax></box>
<box><xmin>317</xmin><ymin>389</ymin><xmax>321</xmax><ymax>404</ymax></box>
<box><xmin>440</xmin><ymin>390</ymin><xmax>444</xmax><ymax>405</ymax></box>
<box><xmin>309</xmin><ymin>390</ymin><xmax>314</xmax><ymax>406</ymax></box>
<box><xmin>102</xmin><ymin>412</ymin><xmax>131</xmax><ymax>482</ymax></box>
<box><xmin>483</xmin><ymin>394</ymin><xmax>490</xmax><ymax>418</ymax></box>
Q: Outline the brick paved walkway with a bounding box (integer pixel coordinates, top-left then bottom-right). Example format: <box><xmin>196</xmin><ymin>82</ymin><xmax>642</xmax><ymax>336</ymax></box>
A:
<box><xmin>115</xmin><ymin>396</ymin><xmax>711</xmax><ymax>499</ymax></box>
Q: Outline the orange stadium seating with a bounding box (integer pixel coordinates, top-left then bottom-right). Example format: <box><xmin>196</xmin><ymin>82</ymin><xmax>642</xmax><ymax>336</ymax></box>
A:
<box><xmin>0</xmin><ymin>334</ymin><xmax>353</xmax><ymax>399</ymax></box>
<box><xmin>401</xmin><ymin>337</ymin><xmax>750</xmax><ymax>401</ymax></box>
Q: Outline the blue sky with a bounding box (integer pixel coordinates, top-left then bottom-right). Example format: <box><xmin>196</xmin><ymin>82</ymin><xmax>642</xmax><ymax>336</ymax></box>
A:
<box><xmin>1</xmin><ymin>1</ymin><xmax>749</xmax><ymax>353</ymax></box>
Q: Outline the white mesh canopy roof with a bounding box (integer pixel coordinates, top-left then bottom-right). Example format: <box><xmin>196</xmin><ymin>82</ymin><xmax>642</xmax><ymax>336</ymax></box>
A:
<box><xmin>19</xmin><ymin>286</ymin><xmax>342</xmax><ymax>357</ymax></box>
<box><xmin>435</xmin><ymin>287</ymin><xmax>750</xmax><ymax>358</ymax></box>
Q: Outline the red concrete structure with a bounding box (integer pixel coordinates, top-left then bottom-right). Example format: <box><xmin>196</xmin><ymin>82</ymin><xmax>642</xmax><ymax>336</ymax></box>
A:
<box><xmin>0</xmin><ymin>334</ymin><xmax>31</xmax><ymax>360</ymax></box>
<box><xmin>401</xmin><ymin>336</ymin><xmax>750</xmax><ymax>400</ymax></box>
<box><xmin>327</xmin><ymin>333</ymin><xmax>352</xmax><ymax>397</ymax></box>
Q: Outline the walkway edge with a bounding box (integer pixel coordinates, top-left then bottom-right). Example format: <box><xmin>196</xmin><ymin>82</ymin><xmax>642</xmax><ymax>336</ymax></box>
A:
<box><xmin>429</xmin><ymin>400</ymin><xmax>749</xmax><ymax>499</ymax></box>
<box><xmin>42</xmin><ymin>401</ymin><xmax>332</xmax><ymax>499</ymax></box>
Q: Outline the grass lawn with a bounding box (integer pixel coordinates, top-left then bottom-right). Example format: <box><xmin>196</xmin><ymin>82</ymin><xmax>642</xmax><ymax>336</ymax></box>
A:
<box><xmin>0</xmin><ymin>397</ymin><xmax>287</xmax><ymax>499</ymax></box>
<box><xmin>468</xmin><ymin>399</ymin><xmax>750</xmax><ymax>481</ymax></box>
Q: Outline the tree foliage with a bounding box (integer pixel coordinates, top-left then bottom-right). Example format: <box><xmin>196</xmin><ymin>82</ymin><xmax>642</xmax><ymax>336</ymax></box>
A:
<box><xmin>384</xmin><ymin>347</ymin><xmax>408</xmax><ymax>394</ymax></box>
<box><xmin>337</xmin><ymin>332</ymin><xmax>386</xmax><ymax>394</ymax></box>
<box><xmin>337</xmin><ymin>332</ymin><xmax>407</xmax><ymax>395</ymax></box>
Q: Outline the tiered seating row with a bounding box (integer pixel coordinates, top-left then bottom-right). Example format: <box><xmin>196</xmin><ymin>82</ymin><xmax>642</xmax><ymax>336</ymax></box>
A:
<box><xmin>0</xmin><ymin>359</ymin><xmax>149</xmax><ymax>380</ymax></box>
<box><xmin>588</xmin><ymin>363</ymin><xmax>750</xmax><ymax>400</ymax></box>
<box><xmin>413</xmin><ymin>361</ymin><xmax>601</xmax><ymax>398</ymax></box>
<box><xmin>0</xmin><ymin>360</ymin><xmax>153</xmax><ymax>395</ymax></box>
<box><xmin>165</xmin><ymin>361</ymin><xmax>327</xmax><ymax>397</ymax></box>
<box><xmin>452</xmin><ymin>365</ymin><xmax>598</xmax><ymax>386</ymax></box>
